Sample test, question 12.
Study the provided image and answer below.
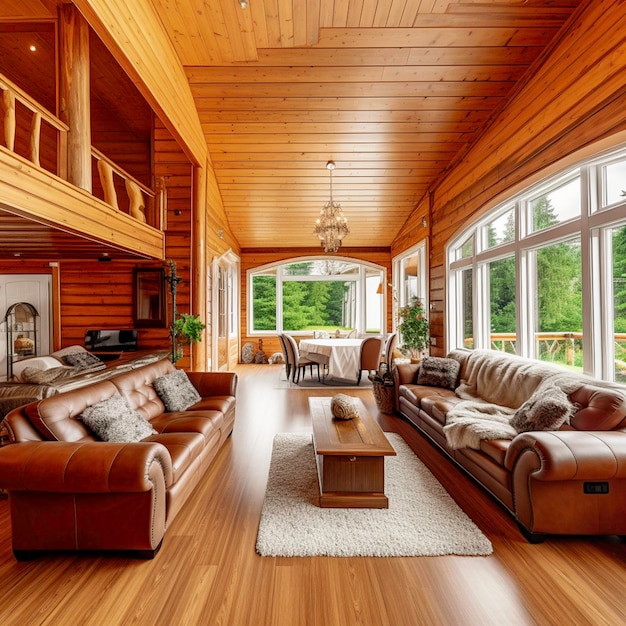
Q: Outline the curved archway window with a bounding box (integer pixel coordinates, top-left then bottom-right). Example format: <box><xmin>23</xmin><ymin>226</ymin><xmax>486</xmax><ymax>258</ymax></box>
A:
<box><xmin>447</xmin><ymin>145</ymin><xmax>626</xmax><ymax>383</ymax></box>
<box><xmin>248</xmin><ymin>258</ymin><xmax>386</xmax><ymax>336</ymax></box>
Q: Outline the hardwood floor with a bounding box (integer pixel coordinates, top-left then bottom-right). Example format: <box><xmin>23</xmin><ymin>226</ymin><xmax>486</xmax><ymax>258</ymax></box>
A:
<box><xmin>0</xmin><ymin>363</ymin><xmax>625</xmax><ymax>625</ymax></box>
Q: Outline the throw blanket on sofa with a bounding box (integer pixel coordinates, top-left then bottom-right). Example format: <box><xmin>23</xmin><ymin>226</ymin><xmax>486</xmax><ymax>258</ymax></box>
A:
<box><xmin>444</xmin><ymin>401</ymin><xmax>517</xmax><ymax>450</ymax></box>
<box><xmin>443</xmin><ymin>350</ymin><xmax>583</xmax><ymax>450</ymax></box>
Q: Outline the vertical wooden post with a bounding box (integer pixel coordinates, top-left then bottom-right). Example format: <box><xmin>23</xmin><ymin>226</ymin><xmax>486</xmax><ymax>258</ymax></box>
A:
<box><xmin>191</xmin><ymin>163</ymin><xmax>207</xmax><ymax>371</ymax></box>
<box><xmin>29</xmin><ymin>111</ymin><xmax>42</xmax><ymax>166</ymax></box>
<box><xmin>49</xmin><ymin>262</ymin><xmax>62</xmax><ymax>351</ymax></box>
<box><xmin>1</xmin><ymin>90</ymin><xmax>16</xmax><ymax>151</ymax></box>
<box><xmin>59</xmin><ymin>3</ymin><xmax>92</xmax><ymax>191</ymax></box>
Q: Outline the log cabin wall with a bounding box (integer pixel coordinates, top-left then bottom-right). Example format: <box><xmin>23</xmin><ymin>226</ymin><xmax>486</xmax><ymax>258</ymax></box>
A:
<box><xmin>240</xmin><ymin>248</ymin><xmax>391</xmax><ymax>361</ymax></box>
<box><xmin>205</xmin><ymin>158</ymin><xmax>240</xmax><ymax>369</ymax></box>
<box><xmin>154</xmin><ymin>118</ymin><xmax>193</xmax><ymax>369</ymax></box>
<box><xmin>392</xmin><ymin>0</ymin><xmax>626</xmax><ymax>357</ymax></box>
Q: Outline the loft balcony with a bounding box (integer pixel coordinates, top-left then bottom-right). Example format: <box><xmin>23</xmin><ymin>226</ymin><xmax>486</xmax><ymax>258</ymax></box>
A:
<box><xmin>0</xmin><ymin>72</ymin><xmax>164</xmax><ymax>260</ymax></box>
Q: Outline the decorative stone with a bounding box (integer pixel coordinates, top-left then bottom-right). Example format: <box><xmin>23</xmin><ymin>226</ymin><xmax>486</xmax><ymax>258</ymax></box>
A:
<box><xmin>241</xmin><ymin>342</ymin><xmax>255</xmax><ymax>363</ymax></box>
<box><xmin>331</xmin><ymin>394</ymin><xmax>360</xmax><ymax>420</ymax></box>
<box><xmin>268</xmin><ymin>352</ymin><xmax>284</xmax><ymax>364</ymax></box>
<box><xmin>254</xmin><ymin>349</ymin><xmax>268</xmax><ymax>364</ymax></box>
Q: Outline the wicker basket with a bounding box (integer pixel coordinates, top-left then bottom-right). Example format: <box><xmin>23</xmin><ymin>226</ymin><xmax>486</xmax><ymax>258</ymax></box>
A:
<box><xmin>370</xmin><ymin>378</ymin><xmax>396</xmax><ymax>414</ymax></box>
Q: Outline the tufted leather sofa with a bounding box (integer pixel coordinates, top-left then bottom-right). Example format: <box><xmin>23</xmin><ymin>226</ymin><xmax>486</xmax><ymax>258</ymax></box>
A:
<box><xmin>0</xmin><ymin>357</ymin><xmax>237</xmax><ymax>560</ymax></box>
<box><xmin>396</xmin><ymin>349</ymin><xmax>626</xmax><ymax>542</ymax></box>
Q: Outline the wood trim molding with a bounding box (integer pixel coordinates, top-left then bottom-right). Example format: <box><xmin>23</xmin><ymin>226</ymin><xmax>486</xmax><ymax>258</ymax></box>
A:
<box><xmin>0</xmin><ymin>149</ymin><xmax>164</xmax><ymax>259</ymax></box>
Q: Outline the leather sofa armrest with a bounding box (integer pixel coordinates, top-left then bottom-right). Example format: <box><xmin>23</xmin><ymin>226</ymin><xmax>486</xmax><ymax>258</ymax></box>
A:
<box><xmin>0</xmin><ymin>441</ymin><xmax>173</xmax><ymax>492</ymax></box>
<box><xmin>395</xmin><ymin>363</ymin><xmax>420</xmax><ymax>385</ymax></box>
<box><xmin>186</xmin><ymin>371</ymin><xmax>238</xmax><ymax>397</ymax></box>
<box><xmin>504</xmin><ymin>431</ymin><xmax>626</xmax><ymax>480</ymax></box>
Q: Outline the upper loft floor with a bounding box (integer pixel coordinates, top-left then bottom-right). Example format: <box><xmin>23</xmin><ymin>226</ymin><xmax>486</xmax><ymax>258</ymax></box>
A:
<box><xmin>0</xmin><ymin>10</ymin><xmax>186</xmax><ymax>261</ymax></box>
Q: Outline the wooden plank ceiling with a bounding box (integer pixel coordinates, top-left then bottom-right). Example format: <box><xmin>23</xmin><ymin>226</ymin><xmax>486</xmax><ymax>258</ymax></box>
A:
<box><xmin>153</xmin><ymin>0</ymin><xmax>584</xmax><ymax>249</ymax></box>
<box><xmin>0</xmin><ymin>0</ymin><xmax>583</xmax><ymax>254</ymax></box>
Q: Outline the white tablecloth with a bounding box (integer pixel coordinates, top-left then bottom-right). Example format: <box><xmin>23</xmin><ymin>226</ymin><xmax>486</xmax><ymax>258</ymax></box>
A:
<box><xmin>299</xmin><ymin>338</ymin><xmax>364</xmax><ymax>380</ymax></box>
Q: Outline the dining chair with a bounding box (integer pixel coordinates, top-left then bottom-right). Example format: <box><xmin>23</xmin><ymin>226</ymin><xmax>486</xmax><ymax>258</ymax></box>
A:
<box><xmin>382</xmin><ymin>332</ymin><xmax>398</xmax><ymax>368</ymax></box>
<box><xmin>278</xmin><ymin>334</ymin><xmax>291</xmax><ymax>381</ymax></box>
<box><xmin>284</xmin><ymin>334</ymin><xmax>320</xmax><ymax>383</ymax></box>
<box><xmin>356</xmin><ymin>336</ymin><xmax>383</xmax><ymax>385</ymax></box>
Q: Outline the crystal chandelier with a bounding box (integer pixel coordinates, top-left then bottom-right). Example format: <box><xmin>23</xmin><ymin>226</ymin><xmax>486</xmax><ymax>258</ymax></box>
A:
<box><xmin>314</xmin><ymin>161</ymin><xmax>349</xmax><ymax>253</ymax></box>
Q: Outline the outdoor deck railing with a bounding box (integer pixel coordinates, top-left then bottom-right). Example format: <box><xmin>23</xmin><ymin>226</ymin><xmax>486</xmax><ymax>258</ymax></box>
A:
<box><xmin>466</xmin><ymin>331</ymin><xmax>626</xmax><ymax>373</ymax></box>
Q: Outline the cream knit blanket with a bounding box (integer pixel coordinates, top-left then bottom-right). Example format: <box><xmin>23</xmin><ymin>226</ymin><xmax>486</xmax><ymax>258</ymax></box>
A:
<box><xmin>443</xmin><ymin>350</ymin><xmax>582</xmax><ymax>450</ymax></box>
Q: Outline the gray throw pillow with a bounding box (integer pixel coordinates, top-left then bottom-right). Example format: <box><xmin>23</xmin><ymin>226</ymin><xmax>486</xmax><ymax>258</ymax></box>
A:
<box><xmin>511</xmin><ymin>386</ymin><xmax>572</xmax><ymax>433</ymax></box>
<box><xmin>153</xmin><ymin>369</ymin><xmax>201</xmax><ymax>412</ymax></box>
<box><xmin>417</xmin><ymin>356</ymin><xmax>461</xmax><ymax>390</ymax></box>
<box><xmin>62</xmin><ymin>351</ymin><xmax>105</xmax><ymax>371</ymax></box>
<box><xmin>80</xmin><ymin>394</ymin><xmax>157</xmax><ymax>442</ymax></box>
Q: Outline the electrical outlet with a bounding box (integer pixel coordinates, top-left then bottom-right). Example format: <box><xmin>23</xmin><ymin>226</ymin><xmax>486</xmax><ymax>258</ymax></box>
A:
<box><xmin>431</xmin><ymin>337</ymin><xmax>437</xmax><ymax>346</ymax></box>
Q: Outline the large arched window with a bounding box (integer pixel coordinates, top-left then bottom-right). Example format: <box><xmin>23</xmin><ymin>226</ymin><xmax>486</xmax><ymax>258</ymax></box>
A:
<box><xmin>248</xmin><ymin>257</ymin><xmax>386</xmax><ymax>336</ymax></box>
<box><xmin>447</xmin><ymin>145</ymin><xmax>626</xmax><ymax>383</ymax></box>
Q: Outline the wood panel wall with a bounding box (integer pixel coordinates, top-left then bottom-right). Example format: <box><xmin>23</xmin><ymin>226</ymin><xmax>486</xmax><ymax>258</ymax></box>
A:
<box><xmin>240</xmin><ymin>247</ymin><xmax>391</xmax><ymax>361</ymax></box>
<box><xmin>153</xmin><ymin>118</ymin><xmax>194</xmax><ymax>369</ymax></box>
<box><xmin>0</xmin><ymin>258</ymin><xmax>169</xmax><ymax>352</ymax></box>
<box><xmin>74</xmin><ymin>0</ymin><xmax>207</xmax><ymax>165</ymax></box>
<box><xmin>392</xmin><ymin>0</ymin><xmax>626</xmax><ymax>357</ymax></box>
<box><xmin>205</xmin><ymin>158</ymin><xmax>240</xmax><ymax>369</ymax></box>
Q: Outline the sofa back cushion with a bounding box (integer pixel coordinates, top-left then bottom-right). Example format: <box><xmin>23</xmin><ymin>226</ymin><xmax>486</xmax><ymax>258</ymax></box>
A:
<box><xmin>25</xmin><ymin>380</ymin><xmax>118</xmax><ymax>441</ymax></box>
<box><xmin>568</xmin><ymin>385</ymin><xmax>626</xmax><ymax>431</ymax></box>
<box><xmin>450</xmin><ymin>349</ymin><xmax>561</xmax><ymax>409</ymax></box>
<box><xmin>112</xmin><ymin>358</ymin><xmax>175</xmax><ymax>420</ymax></box>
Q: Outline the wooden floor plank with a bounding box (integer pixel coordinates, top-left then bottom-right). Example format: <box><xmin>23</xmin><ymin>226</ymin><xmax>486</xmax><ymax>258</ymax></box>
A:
<box><xmin>0</xmin><ymin>363</ymin><xmax>625</xmax><ymax>625</ymax></box>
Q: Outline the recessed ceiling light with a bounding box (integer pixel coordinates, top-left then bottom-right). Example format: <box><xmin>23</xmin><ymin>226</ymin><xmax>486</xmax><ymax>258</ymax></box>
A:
<box><xmin>29</xmin><ymin>44</ymin><xmax>36</xmax><ymax>52</ymax></box>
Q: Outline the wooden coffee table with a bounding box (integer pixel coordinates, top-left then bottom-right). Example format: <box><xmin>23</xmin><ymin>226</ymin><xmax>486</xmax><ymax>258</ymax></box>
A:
<box><xmin>309</xmin><ymin>396</ymin><xmax>397</xmax><ymax>508</ymax></box>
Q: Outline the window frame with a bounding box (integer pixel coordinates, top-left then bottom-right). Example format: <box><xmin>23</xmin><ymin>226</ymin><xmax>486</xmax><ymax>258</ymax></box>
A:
<box><xmin>446</xmin><ymin>144</ymin><xmax>626</xmax><ymax>382</ymax></box>
<box><xmin>247</xmin><ymin>256</ymin><xmax>386</xmax><ymax>336</ymax></box>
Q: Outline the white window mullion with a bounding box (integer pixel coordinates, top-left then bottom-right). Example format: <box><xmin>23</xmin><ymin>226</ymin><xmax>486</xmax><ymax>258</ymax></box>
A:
<box><xmin>474</xmin><ymin>261</ymin><xmax>488</xmax><ymax>349</ymax></box>
<box><xmin>276</xmin><ymin>268</ymin><xmax>284</xmax><ymax>334</ymax></box>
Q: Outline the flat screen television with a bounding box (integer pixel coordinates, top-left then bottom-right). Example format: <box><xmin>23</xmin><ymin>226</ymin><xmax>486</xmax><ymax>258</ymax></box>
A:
<box><xmin>84</xmin><ymin>329</ymin><xmax>138</xmax><ymax>352</ymax></box>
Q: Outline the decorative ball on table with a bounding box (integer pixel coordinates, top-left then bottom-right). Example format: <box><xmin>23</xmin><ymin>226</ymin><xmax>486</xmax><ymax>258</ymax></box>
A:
<box><xmin>331</xmin><ymin>394</ymin><xmax>359</xmax><ymax>420</ymax></box>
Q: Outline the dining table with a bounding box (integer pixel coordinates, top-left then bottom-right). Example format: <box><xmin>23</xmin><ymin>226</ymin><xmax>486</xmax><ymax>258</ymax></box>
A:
<box><xmin>298</xmin><ymin>337</ymin><xmax>364</xmax><ymax>381</ymax></box>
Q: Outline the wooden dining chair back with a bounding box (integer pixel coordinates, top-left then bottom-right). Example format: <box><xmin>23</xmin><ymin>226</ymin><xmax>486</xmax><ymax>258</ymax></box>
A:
<box><xmin>278</xmin><ymin>334</ymin><xmax>291</xmax><ymax>381</ymax></box>
<box><xmin>357</xmin><ymin>337</ymin><xmax>383</xmax><ymax>384</ymax></box>
<box><xmin>284</xmin><ymin>334</ymin><xmax>320</xmax><ymax>383</ymax></box>
<box><xmin>383</xmin><ymin>332</ymin><xmax>397</xmax><ymax>367</ymax></box>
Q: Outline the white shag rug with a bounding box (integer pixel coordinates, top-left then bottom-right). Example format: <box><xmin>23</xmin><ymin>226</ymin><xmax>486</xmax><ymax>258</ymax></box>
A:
<box><xmin>256</xmin><ymin>432</ymin><xmax>493</xmax><ymax>557</ymax></box>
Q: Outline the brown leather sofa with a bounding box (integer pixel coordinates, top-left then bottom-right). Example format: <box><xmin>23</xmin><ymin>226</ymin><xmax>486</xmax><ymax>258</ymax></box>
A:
<box><xmin>396</xmin><ymin>349</ymin><xmax>626</xmax><ymax>542</ymax></box>
<box><xmin>0</xmin><ymin>357</ymin><xmax>237</xmax><ymax>560</ymax></box>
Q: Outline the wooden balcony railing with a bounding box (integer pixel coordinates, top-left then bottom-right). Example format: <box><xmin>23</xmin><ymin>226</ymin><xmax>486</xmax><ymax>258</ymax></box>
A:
<box><xmin>91</xmin><ymin>147</ymin><xmax>159</xmax><ymax>227</ymax></box>
<box><xmin>0</xmin><ymin>74</ymin><xmax>68</xmax><ymax>177</ymax></box>
<box><xmin>0</xmin><ymin>72</ymin><xmax>163</xmax><ymax>230</ymax></box>
<box><xmin>470</xmin><ymin>331</ymin><xmax>626</xmax><ymax>374</ymax></box>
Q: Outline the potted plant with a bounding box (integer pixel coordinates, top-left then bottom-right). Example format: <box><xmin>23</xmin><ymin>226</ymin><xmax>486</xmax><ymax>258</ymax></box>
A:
<box><xmin>172</xmin><ymin>313</ymin><xmax>206</xmax><ymax>363</ymax></box>
<box><xmin>397</xmin><ymin>297</ymin><xmax>430</xmax><ymax>361</ymax></box>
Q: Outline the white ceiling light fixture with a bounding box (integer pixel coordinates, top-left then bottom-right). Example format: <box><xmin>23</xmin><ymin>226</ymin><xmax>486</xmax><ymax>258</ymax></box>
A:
<box><xmin>239</xmin><ymin>0</ymin><xmax>248</xmax><ymax>8</ymax></box>
<box><xmin>314</xmin><ymin>161</ymin><xmax>349</xmax><ymax>253</ymax></box>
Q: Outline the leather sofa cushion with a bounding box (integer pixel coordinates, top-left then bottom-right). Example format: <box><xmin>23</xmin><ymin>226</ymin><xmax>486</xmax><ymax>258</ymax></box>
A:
<box><xmin>146</xmin><ymin>432</ymin><xmax>205</xmax><ymax>483</ymax></box>
<box><xmin>149</xmin><ymin>410</ymin><xmax>223</xmax><ymax>440</ymax></box>
<box><xmin>190</xmin><ymin>395</ymin><xmax>235</xmax><ymax>418</ymax></box>
<box><xmin>399</xmin><ymin>384</ymin><xmax>456</xmax><ymax>409</ymax></box>
<box><xmin>568</xmin><ymin>385</ymin><xmax>626</xmax><ymax>430</ymax></box>
<box><xmin>421</xmin><ymin>395</ymin><xmax>464</xmax><ymax>425</ymax></box>
<box><xmin>112</xmin><ymin>358</ymin><xmax>175</xmax><ymax>420</ymax></box>
<box><xmin>479</xmin><ymin>439</ymin><xmax>511</xmax><ymax>466</ymax></box>
<box><xmin>25</xmin><ymin>380</ymin><xmax>118</xmax><ymax>441</ymax></box>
